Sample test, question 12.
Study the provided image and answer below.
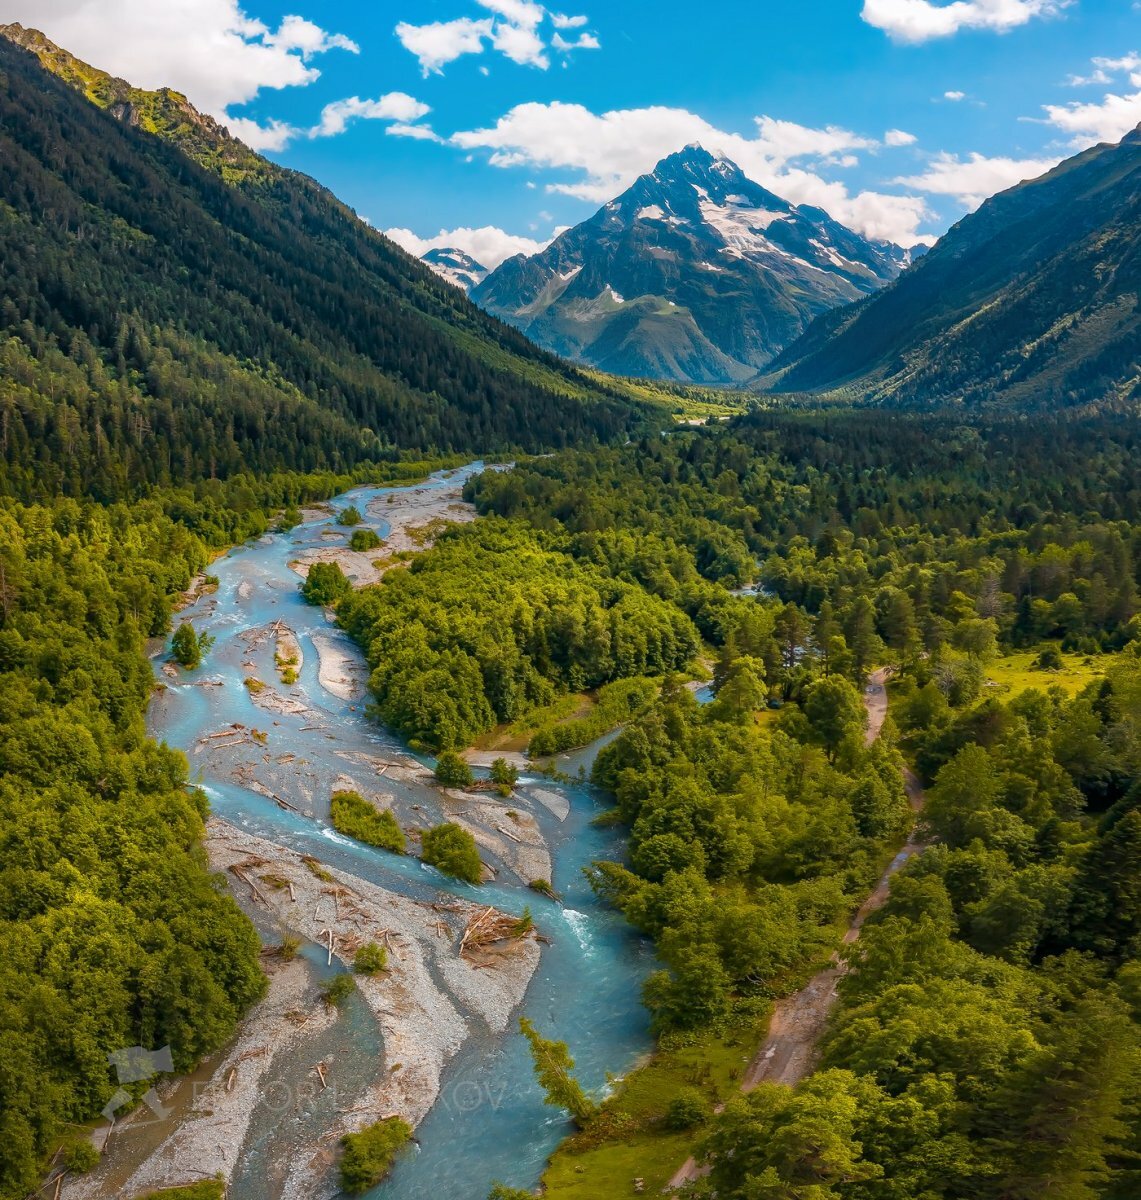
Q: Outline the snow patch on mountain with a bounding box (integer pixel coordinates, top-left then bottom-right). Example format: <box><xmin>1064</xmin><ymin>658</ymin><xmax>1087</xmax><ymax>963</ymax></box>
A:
<box><xmin>698</xmin><ymin>198</ymin><xmax>790</xmax><ymax>255</ymax></box>
<box><xmin>421</xmin><ymin>247</ymin><xmax>489</xmax><ymax>293</ymax></box>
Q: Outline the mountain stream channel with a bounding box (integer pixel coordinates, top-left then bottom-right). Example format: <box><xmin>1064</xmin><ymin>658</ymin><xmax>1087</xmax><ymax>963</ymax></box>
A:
<box><xmin>62</xmin><ymin>463</ymin><xmax>672</xmax><ymax>1200</ymax></box>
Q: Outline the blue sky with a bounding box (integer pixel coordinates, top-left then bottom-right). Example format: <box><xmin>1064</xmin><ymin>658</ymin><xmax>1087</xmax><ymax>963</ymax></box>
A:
<box><xmin>11</xmin><ymin>1</ymin><xmax>1141</xmax><ymax>263</ymax></box>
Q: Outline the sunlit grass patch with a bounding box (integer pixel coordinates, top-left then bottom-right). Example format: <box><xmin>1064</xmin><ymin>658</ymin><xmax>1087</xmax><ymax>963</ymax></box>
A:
<box><xmin>541</xmin><ymin>1008</ymin><xmax>770</xmax><ymax>1199</ymax></box>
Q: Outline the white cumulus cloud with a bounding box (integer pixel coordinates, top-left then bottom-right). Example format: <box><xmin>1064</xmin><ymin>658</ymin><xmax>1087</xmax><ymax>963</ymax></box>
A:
<box><xmin>312</xmin><ymin>94</ymin><xmax>432</xmax><ymax>139</ymax></box>
<box><xmin>225</xmin><ymin>116</ymin><xmax>299</xmax><ymax>152</ymax></box>
<box><xmin>895</xmin><ymin>150</ymin><xmax>1060</xmax><ymax>206</ymax></box>
<box><xmin>553</xmin><ymin>31</ymin><xmax>601</xmax><ymax>51</ymax></box>
<box><xmin>1067</xmin><ymin>54</ymin><xmax>1140</xmax><ymax>87</ymax></box>
<box><xmin>1046</xmin><ymin>52</ymin><xmax>1141</xmax><ymax>146</ymax></box>
<box><xmin>862</xmin><ymin>0</ymin><xmax>1068</xmax><ymax>43</ymax></box>
<box><xmin>1044</xmin><ymin>91</ymin><xmax>1141</xmax><ymax>145</ymax></box>
<box><xmin>268</xmin><ymin>15</ymin><xmax>358</xmax><ymax>58</ymax></box>
<box><xmin>478</xmin><ymin>0</ymin><xmax>545</xmax><ymax>26</ymax></box>
<box><xmin>385</xmin><ymin>225</ymin><xmax>554</xmax><ymax>269</ymax></box>
<box><xmin>885</xmin><ymin>128</ymin><xmax>919</xmax><ymax>146</ymax></box>
<box><xmin>1</xmin><ymin>0</ymin><xmax>357</xmax><ymax>132</ymax></box>
<box><xmin>451</xmin><ymin>102</ymin><xmax>931</xmax><ymax>244</ymax></box>
<box><xmin>387</xmin><ymin>123</ymin><xmax>444</xmax><ymax>142</ymax></box>
<box><xmin>395</xmin><ymin>17</ymin><xmax>494</xmax><ymax>76</ymax></box>
<box><xmin>395</xmin><ymin>2</ymin><xmax>598</xmax><ymax>75</ymax></box>
<box><xmin>491</xmin><ymin>20</ymin><xmax>549</xmax><ymax>68</ymax></box>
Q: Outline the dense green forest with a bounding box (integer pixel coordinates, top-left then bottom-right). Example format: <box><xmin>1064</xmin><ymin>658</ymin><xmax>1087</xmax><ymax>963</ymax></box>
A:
<box><xmin>458</xmin><ymin>413</ymin><xmax>1141</xmax><ymax>1196</ymax></box>
<box><xmin>699</xmin><ymin>660</ymin><xmax>1141</xmax><ymax>1199</ymax></box>
<box><xmin>0</xmin><ymin>28</ymin><xmax>652</xmax><ymax>502</ymax></box>
<box><xmin>469</xmin><ymin>413</ymin><xmax>1141</xmax><ymax>676</ymax></box>
<box><xmin>3</xmin><ymin>369</ymin><xmax>1137</xmax><ymax>1196</ymax></box>
<box><xmin>590</xmin><ymin>675</ymin><xmax>909</xmax><ymax>1031</ymax></box>
<box><xmin>338</xmin><ymin>520</ymin><xmax>699</xmax><ymax>750</ymax></box>
<box><xmin>0</xmin><ymin>493</ymin><xmax>269</xmax><ymax>1193</ymax></box>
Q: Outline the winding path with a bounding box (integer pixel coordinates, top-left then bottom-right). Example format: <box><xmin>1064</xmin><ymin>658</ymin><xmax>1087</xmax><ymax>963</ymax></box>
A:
<box><xmin>666</xmin><ymin>669</ymin><xmax>927</xmax><ymax>1191</ymax></box>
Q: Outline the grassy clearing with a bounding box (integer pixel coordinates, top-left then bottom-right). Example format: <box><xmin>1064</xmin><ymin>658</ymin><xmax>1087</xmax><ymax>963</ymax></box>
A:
<box><xmin>139</xmin><ymin>1183</ymin><xmax>225</xmax><ymax>1200</ymax></box>
<box><xmin>884</xmin><ymin>648</ymin><xmax>1115</xmax><ymax>723</ymax></box>
<box><xmin>541</xmin><ymin>1008</ymin><xmax>770</xmax><ymax>1199</ymax></box>
<box><xmin>985</xmin><ymin>647</ymin><xmax>1112</xmax><ymax>699</ymax></box>
<box><xmin>473</xmin><ymin>693</ymin><xmax>597</xmax><ymax>753</ymax></box>
<box><xmin>529</xmin><ymin>679</ymin><xmax>659</xmax><ymax>756</ymax></box>
<box><xmin>587</xmin><ymin>371</ymin><xmax>753</xmax><ymax>422</ymax></box>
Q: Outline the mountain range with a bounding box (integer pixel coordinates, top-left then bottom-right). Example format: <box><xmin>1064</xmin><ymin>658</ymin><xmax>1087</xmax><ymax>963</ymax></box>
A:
<box><xmin>469</xmin><ymin>145</ymin><xmax>911</xmax><ymax>384</ymax></box>
<box><xmin>2</xmin><ymin>14</ymin><xmax>1137</xmax><ymax>475</ymax></box>
<box><xmin>767</xmin><ymin>123</ymin><xmax>1141</xmax><ymax>410</ymax></box>
<box><xmin>0</xmin><ymin>24</ymin><xmax>651</xmax><ymax>498</ymax></box>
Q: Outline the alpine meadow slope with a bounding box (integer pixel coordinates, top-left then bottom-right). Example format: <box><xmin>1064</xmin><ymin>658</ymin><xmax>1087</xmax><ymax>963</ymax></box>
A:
<box><xmin>472</xmin><ymin>145</ymin><xmax>909</xmax><ymax>386</ymax></box>
<box><xmin>766</xmin><ymin>124</ymin><xmax>1141</xmax><ymax>410</ymax></box>
<box><xmin>0</xmin><ymin>25</ymin><xmax>652</xmax><ymax>501</ymax></box>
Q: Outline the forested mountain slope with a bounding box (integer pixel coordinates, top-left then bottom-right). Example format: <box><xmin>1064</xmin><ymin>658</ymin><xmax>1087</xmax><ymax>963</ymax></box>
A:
<box><xmin>0</xmin><ymin>26</ymin><xmax>649</xmax><ymax>502</ymax></box>
<box><xmin>766</xmin><ymin>125</ymin><xmax>1141</xmax><ymax>410</ymax></box>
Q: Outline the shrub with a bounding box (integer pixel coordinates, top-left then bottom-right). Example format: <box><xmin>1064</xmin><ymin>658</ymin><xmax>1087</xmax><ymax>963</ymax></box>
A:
<box><xmin>302</xmin><ymin>561</ymin><xmax>352</xmax><ymax>606</ymax></box>
<box><xmin>490</xmin><ymin>757</ymin><xmax>519</xmax><ymax>790</ymax></box>
<box><xmin>421</xmin><ymin>823</ymin><xmax>483</xmax><ymax>884</ymax></box>
<box><xmin>140</xmin><ymin>1183</ymin><xmax>226</xmax><ymax>1200</ymax></box>
<box><xmin>337</xmin><ymin>505</ymin><xmax>363</xmax><ymax>527</ymax></box>
<box><xmin>171</xmin><ymin>621</ymin><xmax>214</xmax><ymax>669</ymax></box>
<box><xmin>63</xmin><ymin>1141</ymin><xmax>101</xmax><ymax>1172</ymax></box>
<box><xmin>354</xmin><ymin>943</ymin><xmax>388</xmax><ymax>976</ymax></box>
<box><xmin>277</xmin><ymin>934</ymin><xmax>302</xmax><ymax>962</ymax></box>
<box><xmin>435</xmin><ymin>751</ymin><xmax>475</xmax><ymax>789</ymax></box>
<box><xmin>665</xmin><ymin>1088</ymin><xmax>712</xmax><ymax>1130</ymax></box>
<box><xmin>1035</xmin><ymin>646</ymin><xmax>1064</xmax><ymax>671</ymax></box>
<box><xmin>302</xmin><ymin>855</ymin><xmax>334</xmax><ymax>883</ymax></box>
<box><xmin>330</xmin><ymin>791</ymin><xmax>405</xmax><ymax>854</ymax></box>
<box><xmin>340</xmin><ymin>1117</ymin><xmax>412</xmax><ymax>1193</ymax></box>
<box><xmin>277</xmin><ymin>505</ymin><xmax>303</xmax><ymax>531</ymax></box>
<box><xmin>321</xmin><ymin>974</ymin><xmax>355</xmax><ymax>1009</ymax></box>
<box><xmin>350</xmin><ymin>528</ymin><xmax>382</xmax><ymax>552</ymax></box>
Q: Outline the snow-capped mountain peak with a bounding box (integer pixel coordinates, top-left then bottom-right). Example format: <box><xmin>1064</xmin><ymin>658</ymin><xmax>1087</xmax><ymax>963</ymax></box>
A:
<box><xmin>471</xmin><ymin>145</ymin><xmax>908</xmax><ymax>385</ymax></box>
<box><xmin>421</xmin><ymin>247</ymin><xmax>489</xmax><ymax>293</ymax></box>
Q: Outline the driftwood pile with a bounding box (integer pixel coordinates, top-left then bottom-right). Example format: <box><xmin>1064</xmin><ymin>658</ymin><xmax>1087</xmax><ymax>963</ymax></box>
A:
<box><xmin>458</xmin><ymin>906</ymin><xmax>532</xmax><ymax>961</ymax></box>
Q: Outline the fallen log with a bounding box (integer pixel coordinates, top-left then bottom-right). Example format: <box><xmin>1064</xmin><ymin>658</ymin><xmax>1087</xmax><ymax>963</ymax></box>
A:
<box><xmin>229</xmin><ymin>866</ymin><xmax>269</xmax><ymax>907</ymax></box>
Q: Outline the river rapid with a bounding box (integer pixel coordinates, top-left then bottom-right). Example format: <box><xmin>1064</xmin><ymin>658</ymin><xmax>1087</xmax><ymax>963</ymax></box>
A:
<box><xmin>143</xmin><ymin>464</ymin><xmax>657</xmax><ymax>1199</ymax></box>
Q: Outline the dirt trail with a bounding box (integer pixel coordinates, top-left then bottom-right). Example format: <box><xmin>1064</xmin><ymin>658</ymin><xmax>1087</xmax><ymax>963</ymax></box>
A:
<box><xmin>667</xmin><ymin>668</ymin><xmax>926</xmax><ymax>1191</ymax></box>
